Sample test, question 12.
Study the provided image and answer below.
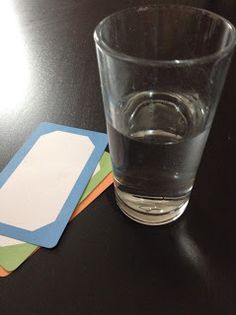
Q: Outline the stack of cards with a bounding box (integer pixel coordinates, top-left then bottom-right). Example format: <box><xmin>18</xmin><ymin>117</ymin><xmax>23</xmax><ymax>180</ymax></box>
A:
<box><xmin>0</xmin><ymin>123</ymin><xmax>113</xmax><ymax>277</ymax></box>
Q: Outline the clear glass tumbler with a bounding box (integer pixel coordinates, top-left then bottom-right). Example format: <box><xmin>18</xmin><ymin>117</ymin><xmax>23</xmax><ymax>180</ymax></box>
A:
<box><xmin>94</xmin><ymin>5</ymin><xmax>236</xmax><ymax>225</ymax></box>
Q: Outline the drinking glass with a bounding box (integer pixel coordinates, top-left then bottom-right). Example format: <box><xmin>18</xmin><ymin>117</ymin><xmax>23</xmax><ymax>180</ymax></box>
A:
<box><xmin>94</xmin><ymin>5</ymin><xmax>236</xmax><ymax>225</ymax></box>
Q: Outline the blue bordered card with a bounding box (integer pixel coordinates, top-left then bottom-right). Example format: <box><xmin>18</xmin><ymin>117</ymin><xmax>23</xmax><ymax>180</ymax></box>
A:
<box><xmin>0</xmin><ymin>122</ymin><xmax>107</xmax><ymax>248</ymax></box>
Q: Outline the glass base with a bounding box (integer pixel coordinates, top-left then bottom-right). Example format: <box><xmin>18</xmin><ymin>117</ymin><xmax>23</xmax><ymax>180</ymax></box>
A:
<box><xmin>115</xmin><ymin>188</ymin><xmax>189</xmax><ymax>225</ymax></box>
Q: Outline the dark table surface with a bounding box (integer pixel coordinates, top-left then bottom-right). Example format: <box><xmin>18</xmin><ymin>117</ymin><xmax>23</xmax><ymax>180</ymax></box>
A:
<box><xmin>0</xmin><ymin>1</ymin><xmax>236</xmax><ymax>314</ymax></box>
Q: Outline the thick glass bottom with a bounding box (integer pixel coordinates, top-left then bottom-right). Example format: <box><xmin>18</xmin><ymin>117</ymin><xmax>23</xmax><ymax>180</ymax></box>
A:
<box><xmin>115</xmin><ymin>187</ymin><xmax>189</xmax><ymax>225</ymax></box>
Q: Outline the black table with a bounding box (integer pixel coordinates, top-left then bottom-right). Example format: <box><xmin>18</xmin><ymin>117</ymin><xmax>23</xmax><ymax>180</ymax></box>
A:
<box><xmin>0</xmin><ymin>1</ymin><xmax>235</xmax><ymax>314</ymax></box>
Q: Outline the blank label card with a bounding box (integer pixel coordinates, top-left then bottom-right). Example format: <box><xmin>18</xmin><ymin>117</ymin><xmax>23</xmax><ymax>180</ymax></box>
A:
<box><xmin>0</xmin><ymin>123</ymin><xmax>107</xmax><ymax>248</ymax></box>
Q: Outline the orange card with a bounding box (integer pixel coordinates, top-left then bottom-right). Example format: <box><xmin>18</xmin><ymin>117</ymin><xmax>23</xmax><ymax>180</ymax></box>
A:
<box><xmin>0</xmin><ymin>266</ymin><xmax>10</xmax><ymax>277</ymax></box>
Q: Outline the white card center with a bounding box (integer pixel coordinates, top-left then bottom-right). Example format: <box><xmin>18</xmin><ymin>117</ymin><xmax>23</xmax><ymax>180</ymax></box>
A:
<box><xmin>0</xmin><ymin>235</ymin><xmax>24</xmax><ymax>246</ymax></box>
<box><xmin>0</xmin><ymin>131</ymin><xmax>94</xmax><ymax>231</ymax></box>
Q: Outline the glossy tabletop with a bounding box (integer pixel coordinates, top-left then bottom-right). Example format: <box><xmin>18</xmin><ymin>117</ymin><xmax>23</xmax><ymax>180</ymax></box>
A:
<box><xmin>0</xmin><ymin>1</ymin><xmax>235</xmax><ymax>314</ymax></box>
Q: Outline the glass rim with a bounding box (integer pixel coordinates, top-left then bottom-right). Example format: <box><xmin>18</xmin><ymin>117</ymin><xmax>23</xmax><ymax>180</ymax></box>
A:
<box><xmin>94</xmin><ymin>4</ymin><xmax>236</xmax><ymax>66</ymax></box>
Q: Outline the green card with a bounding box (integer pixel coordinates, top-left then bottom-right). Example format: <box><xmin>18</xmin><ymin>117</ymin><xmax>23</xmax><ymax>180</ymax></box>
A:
<box><xmin>80</xmin><ymin>151</ymin><xmax>111</xmax><ymax>202</ymax></box>
<box><xmin>0</xmin><ymin>152</ymin><xmax>111</xmax><ymax>272</ymax></box>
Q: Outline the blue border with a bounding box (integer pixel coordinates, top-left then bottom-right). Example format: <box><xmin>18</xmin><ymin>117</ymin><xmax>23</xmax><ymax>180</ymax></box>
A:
<box><xmin>0</xmin><ymin>122</ymin><xmax>108</xmax><ymax>248</ymax></box>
